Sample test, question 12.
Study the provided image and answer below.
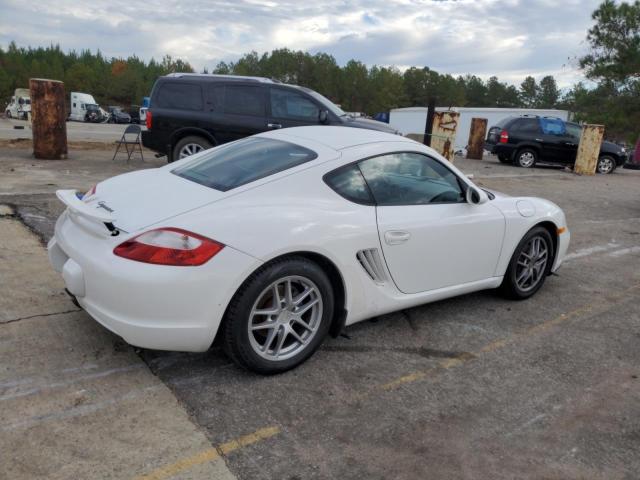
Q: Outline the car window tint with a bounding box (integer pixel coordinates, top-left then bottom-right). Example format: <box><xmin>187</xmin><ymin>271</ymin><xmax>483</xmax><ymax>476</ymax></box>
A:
<box><xmin>172</xmin><ymin>137</ymin><xmax>317</xmax><ymax>191</ymax></box>
<box><xmin>539</xmin><ymin>117</ymin><xmax>566</xmax><ymax>135</ymax></box>
<box><xmin>513</xmin><ymin>118</ymin><xmax>540</xmax><ymax>134</ymax></box>
<box><xmin>324</xmin><ymin>164</ymin><xmax>374</xmax><ymax>205</ymax></box>
<box><xmin>156</xmin><ymin>83</ymin><xmax>203</xmax><ymax>110</ymax></box>
<box><xmin>358</xmin><ymin>153</ymin><xmax>464</xmax><ymax>206</ymax></box>
<box><xmin>270</xmin><ymin>89</ymin><xmax>320</xmax><ymax>121</ymax></box>
<box><xmin>224</xmin><ymin>85</ymin><xmax>264</xmax><ymax>117</ymax></box>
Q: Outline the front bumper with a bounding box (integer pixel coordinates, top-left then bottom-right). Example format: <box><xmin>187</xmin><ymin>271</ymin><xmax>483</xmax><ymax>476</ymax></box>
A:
<box><xmin>48</xmin><ymin>210</ymin><xmax>260</xmax><ymax>352</ymax></box>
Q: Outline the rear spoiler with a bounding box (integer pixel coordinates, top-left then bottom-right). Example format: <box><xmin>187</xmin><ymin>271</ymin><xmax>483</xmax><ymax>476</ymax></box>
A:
<box><xmin>56</xmin><ymin>189</ymin><xmax>119</xmax><ymax>235</ymax></box>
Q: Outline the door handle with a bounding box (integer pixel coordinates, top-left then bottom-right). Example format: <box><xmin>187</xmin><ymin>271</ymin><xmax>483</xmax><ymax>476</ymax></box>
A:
<box><xmin>384</xmin><ymin>231</ymin><xmax>411</xmax><ymax>245</ymax></box>
<box><xmin>535</xmin><ymin>138</ymin><xmax>543</xmax><ymax>142</ymax></box>
<box><xmin>267</xmin><ymin>123</ymin><xmax>282</xmax><ymax>129</ymax></box>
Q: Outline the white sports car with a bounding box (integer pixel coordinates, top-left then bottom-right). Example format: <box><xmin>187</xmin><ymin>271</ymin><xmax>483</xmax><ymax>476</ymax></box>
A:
<box><xmin>49</xmin><ymin>126</ymin><xmax>570</xmax><ymax>373</ymax></box>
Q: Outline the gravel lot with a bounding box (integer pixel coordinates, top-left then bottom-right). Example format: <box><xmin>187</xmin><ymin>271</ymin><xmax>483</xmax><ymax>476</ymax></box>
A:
<box><xmin>1</xmin><ymin>140</ymin><xmax>639</xmax><ymax>479</ymax></box>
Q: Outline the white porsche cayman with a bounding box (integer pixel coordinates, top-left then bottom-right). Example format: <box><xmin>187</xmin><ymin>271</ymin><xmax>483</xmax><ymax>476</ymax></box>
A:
<box><xmin>49</xmin><ymin>126</ymin><xmax>570</xmax><ymax>373</ymax></box>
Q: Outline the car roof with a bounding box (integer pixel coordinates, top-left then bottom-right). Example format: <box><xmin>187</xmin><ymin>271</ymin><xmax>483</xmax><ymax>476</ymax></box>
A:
<box><xmin>163</xmin><ymin>73</ymin><xmax>280</xmax><ymax>84</ymax></box>
<box><xmin>261</xmin><ymin>126</ymin><xmax>414</xmax><ymax>151</ymax></box>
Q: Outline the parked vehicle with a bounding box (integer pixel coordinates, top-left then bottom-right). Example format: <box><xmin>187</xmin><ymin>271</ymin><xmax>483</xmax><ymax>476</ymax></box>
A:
<box><xmin>4</xmin><ymin>88</ymin><xmax>31</xmax><ymax>120</ymax></box>
<box><xmin>624</xmin><ymin>137</ymin><xmax>640</xmax><ymax>170</ymax></box>
<box><xmin>107</xmin><ymin>106</ymin><xmax>131</xmax><ymax>124</ymax></box>
<box><xmin>485</xmin><ymin>116</ymin><xmax>628</xmax><ymax>174</ymax></box>
<box><xmin>49</xmin><ymin>126</ymin><xmax>569</xmax><ymax>374</ymax></box>
<box><xmin>139</xmin><ymin>106</ymin><xmax>148</xmax><ymax>125</ymax></box>
<box><xmin>142</xmin><ymin>73</ymin><xmax>398</xmax><ymax>161</ymax></box>
<box><xmin>128</xmin><ymin>105</ymin><xmax>141</xmax><ymax>124</ymax></box>
<box><xmin>69</xmin><ymin>92</ymin><xmax>104</xmax><ymax>122</ymax></box>
<box><xmin>390</xmin><ymin>107</ymin><xmax>570</xmax><ymax>151</ymax></box>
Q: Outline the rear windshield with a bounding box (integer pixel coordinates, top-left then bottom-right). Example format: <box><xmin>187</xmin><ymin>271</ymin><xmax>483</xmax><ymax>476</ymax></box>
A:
<box><xmin>172</xmin><ymin>137</ymin><xmax>318</xmax><ymax>191</ymax></box>
<box><xmin>495</xmin><ymin>116</ymin><xmax>514</xmax><ymax>128</ymax></box>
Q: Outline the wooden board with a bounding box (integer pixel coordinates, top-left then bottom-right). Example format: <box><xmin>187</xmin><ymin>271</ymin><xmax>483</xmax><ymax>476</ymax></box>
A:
<box><xmin>466</xmin><ymin>118</ymin><xmax>487</xmax><ymax>160</ymax></box>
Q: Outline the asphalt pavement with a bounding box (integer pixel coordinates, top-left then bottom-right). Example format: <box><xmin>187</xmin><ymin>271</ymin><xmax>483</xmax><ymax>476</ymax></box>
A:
<box><xmin>1</xmin><ymin>144</ymin><xmax>639</xmax><ymax>479</ymax></box>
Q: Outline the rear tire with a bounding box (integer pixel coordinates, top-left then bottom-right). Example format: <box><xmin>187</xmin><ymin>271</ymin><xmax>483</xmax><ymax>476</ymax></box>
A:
<box><xmin>172</xmin><ymin>135</ymin><xmax>213</xmax><ymax>161</ymax></box>
<box><xmin>500</xmin><ymin>226</ymin><xmax>553</xmax><ymax>300</ymax></box>
<box><xmin>515</xmin><ymin>148</ymin><xmax>538</xmax><ymax>168</ymax></box>
<box><xmin>222</xmin><ymin>257</ymin><xmax>334</xmax><ymax>374</ymax></box>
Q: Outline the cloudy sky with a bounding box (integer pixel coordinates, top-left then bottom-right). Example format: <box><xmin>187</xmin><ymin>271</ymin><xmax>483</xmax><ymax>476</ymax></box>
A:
<box><xmin>0</xmin><ymin>0</ymin><xmax>600</xmax><ymax>87</ymax></box>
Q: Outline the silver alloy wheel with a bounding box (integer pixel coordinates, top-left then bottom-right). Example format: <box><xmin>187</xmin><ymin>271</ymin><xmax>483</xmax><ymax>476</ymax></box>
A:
<box><xmin>518</xmin><ymin>151</ymin><xmax>535</xmax><ymax>168</ymax></box>
<box><xmin>515</xmin><ymin>235</ymin><xmax>548</xmax><ymax>292</ymax></box>
<box><xmin>248</xmin><ymin>275</ymin><xmax>323</xmax><ymax>361</ymax></box>
<box><xmin>597</xmin><ymin>156</ymin><xmax>614</xmax><ymax>174</ymax></box>
<box><xmin>178</xmin><ymin>143</ymin><xmax>205</xmax><ymax>159</ymax></box>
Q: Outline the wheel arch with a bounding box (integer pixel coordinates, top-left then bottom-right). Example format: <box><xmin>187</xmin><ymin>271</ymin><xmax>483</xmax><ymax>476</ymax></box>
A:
<box><xmin>536</xmin><ymin>220</ymin><xmax>559</xmax><ymax>272</ymax></box>
<box><xmin>169</xmin><ymin>128</ymin><xmax>218</xmax><ymax>158</ymax></box>
<box><xmin>216</xmin><ymin>250</ymin><xmax>348</xmax><ymax>347</ymax></box>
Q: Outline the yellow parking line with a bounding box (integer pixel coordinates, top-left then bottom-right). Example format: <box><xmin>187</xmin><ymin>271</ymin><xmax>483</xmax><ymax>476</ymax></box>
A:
<box><xmin>133</xmin><ymin>426</ymin><xmax>280</xmax><ymax>480</ymax></box>
<box><xmin>378</xmin><ymin>282</ymin><xmax>640</xmax><ymax>394</ymax></box>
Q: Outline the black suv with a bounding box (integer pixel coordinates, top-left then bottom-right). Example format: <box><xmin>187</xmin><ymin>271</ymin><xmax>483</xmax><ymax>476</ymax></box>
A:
<box><xmin>485</xmin><ymin>115</ymin><xmax>628</xmax><ymax>174</ymax></box>
<box><xmin>142</xmin><ymin>73</ymin><xmax>398</xmax><ymax>161</ymax></box>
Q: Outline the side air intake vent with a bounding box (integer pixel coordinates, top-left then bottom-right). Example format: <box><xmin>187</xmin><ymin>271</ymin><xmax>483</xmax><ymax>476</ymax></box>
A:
<box><xmin>357</xmin><ymin>248</ymin><xmax>387</xmax><ymax>284</ymax></box>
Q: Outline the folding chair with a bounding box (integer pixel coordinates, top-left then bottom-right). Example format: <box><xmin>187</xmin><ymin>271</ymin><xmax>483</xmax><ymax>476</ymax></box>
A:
<box><xmin>112</xmin><ymin>124</ymin><xmax>144</xmax><ymax>163</ymax></box>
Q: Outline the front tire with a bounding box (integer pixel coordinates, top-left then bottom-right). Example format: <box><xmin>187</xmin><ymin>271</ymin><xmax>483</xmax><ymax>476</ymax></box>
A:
<box><xmin>516</xmin><ymin>148</ymin><xmax>538</xmax><ymax>168</ymax></box>
<box><xmin>223</xmin><ymin>257</ymin><xmax>334</xmax><ymax>374</ymax></box>
<box><xmin>5</xmin><ymin>110</ymin><xmax>11</xmax><ymax>119</ymax></box>
<box><xmin>500</xmin><ymin>226</ymin><xmax>553</xmax><ymax>300</ymax></box>
<box><xmin>172</xmin><ymin>135</ymin><xmax>213</xmax><ymax>161</ymax></box>
<box><xmin>596</xmin><ymin>155</ymin><xmax>615</xmax><ymax>174</ymax></box>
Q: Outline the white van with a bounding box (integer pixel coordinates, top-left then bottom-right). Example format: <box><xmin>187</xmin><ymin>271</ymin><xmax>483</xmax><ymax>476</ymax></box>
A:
<box><xmin>69</xmin><ymin>92</ymin><xmax>101</xmax><ymax>122</ymax></box>
<box><xmin>4</xmin><ymin>88</ymin><xmax>31</xmax><ymax>120</ymax></box>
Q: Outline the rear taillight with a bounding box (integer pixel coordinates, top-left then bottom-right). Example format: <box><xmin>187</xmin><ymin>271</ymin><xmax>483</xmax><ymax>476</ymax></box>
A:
<box><xmin>146</xmin><ymin>110</ymin><xmax>152</xmax><ymax>130</ymax></box>
<box><xmin>499</xmin><ymin>130</ymin><xmax>509</xmax><ymax>143</ymax></box>
<box><xmin>114</xmin><ymin>228</ymin><xmax>224</xmax><ymax>266</ymax></box>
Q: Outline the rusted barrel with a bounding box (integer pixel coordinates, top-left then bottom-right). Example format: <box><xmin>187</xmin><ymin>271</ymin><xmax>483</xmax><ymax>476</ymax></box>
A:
<box><xmin>574</xmin><ymin>124</ymin><xmax>604</xmax><ymax>175</ymax></box>
<box><xmin>29</xmin><ymin>78</ymin><xmax>68</xmax><ymax>160</ymax></box>
<box><xmin>466</xmin><ymin>118</ymin><xmax>487</xmax><ymax>160</ymax></box>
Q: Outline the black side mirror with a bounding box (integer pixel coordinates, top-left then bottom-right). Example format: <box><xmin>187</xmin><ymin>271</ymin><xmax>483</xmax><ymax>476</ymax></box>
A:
<box><xmin>319</xmin><ymin>110</ymin><xmax>328</xmax><ymax>124</ymax></box>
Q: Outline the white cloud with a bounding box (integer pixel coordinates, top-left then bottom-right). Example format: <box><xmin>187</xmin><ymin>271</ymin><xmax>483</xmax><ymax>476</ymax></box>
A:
<box><xmin>0</xmin><ymin>0</ymin><xmax>599</xmax><ymax>87</ymax></box>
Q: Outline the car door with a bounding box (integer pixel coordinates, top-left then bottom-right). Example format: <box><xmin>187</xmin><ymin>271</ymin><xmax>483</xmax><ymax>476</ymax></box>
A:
<box><xmin>216</xmin><ymin>84</ymin><xmax>268</xmax><ymax>142</ymax></box>
<box><xmin>561</xmin><ymin>123</ymin><xmax>582</xmax><ymax>164</ymax></box>
<box><xmin>267</xmin><ymin>87</ymin><xmax>322</xmax><ymax>130</ymax></box>
<box><xmin>538</xmin><ymin>117</ymin><xmax>571</xmax><ymax>163</ymax></box>
<box><xmin>358</xmin><ymin>152</ymin><xmax>505</xmax><ymax>294</ymax></box>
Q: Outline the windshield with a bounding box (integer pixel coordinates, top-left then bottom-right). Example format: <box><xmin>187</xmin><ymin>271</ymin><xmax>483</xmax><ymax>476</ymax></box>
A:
<box><xmin>172</xmin><ymin>137</ymin><xmax>318</xmax><ymax>191</ymax></box>
<box><xmin>306</xmin><ymin>90</ymin><xmax>346</xmax><ymax>117</ymax></box>
<box><xmin>566</xmin><ymin>123</ymin><xmax>582</xmax><ymax>139</ymax></box>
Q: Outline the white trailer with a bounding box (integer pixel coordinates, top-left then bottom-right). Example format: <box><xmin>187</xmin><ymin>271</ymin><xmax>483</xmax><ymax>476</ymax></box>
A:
<box><xmin>389</xmin><ymin>107</ymin><xmax>570</xmax><ymax>151</ymax></box>
<box><xmin>69</xmin><ymin>92</ymin><xmax>100</xmax><ymax>121</ymax></box>
<box><xmin>4</xmin><ymin>88</ymin><xmax>31</xmax><ymax>120</ymax></box>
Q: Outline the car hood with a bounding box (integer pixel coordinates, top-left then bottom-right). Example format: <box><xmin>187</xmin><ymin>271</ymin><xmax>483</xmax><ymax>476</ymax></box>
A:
<box><xmin>343</xmin><ymin>116</ymin><xmax>399</xmax><ymax>134</ymax></box>
<box><xmin>601</xmin><ymin>140</ymin><xmax>623</xmax><ymax>154</ymax></box>
<box><xmin>86</xmin><ymin>168</ymin><xmax>225</xmax><ymax>233</ymax></box>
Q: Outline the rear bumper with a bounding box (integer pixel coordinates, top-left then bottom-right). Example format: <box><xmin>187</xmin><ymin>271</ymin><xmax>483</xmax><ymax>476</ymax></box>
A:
<box><xmin>141</xmin><ymin>130</ymin><xmax>168</xmax><ymax>155</ymax></box>
<box><xmin>488</xmin><ymin>143</ymin><xmax>515</xmax><ymax>157</ymax></box>
<box><xmin>48</xmin><ymin>210</ymin><xmax>260</xmax><ymax>352</ymax></box>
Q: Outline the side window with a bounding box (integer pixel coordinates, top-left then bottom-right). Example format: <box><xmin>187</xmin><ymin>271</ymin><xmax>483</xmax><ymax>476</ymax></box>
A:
<box><xmin>224</xmin><ymin>85</ymin><xmax>265</xmax><ymax>117</ymax></box>
<box><xmin>539</xmin><ymin>117</ymin><xmax>566</xmax><ymax>135</ymax></box>
<box><xmin>270</xmin><ymin>89</ymin><xmax>320</xmax><ymax>122</ymax></box>
<box><xmin>324</xmin><ymin>164</ymin><xmax>374</xmax><ymax>205</ymax></box>
<box><xmin>358</xmin><ymin>152</ymin><xmax>464</xmax><ymax>206</ymax></box>
<box><xmin>565</xmin><ymin>123</ymin><xmax>582</xmax><ymax>141</ymax></box>
<box><xmin>206</xmin><ymin>85</ymin><xmax>225</xmax><ymax>111</ymax></box>
<box><xmin>513</xmin><ymin>118</ymin><xmax>540</xmax><ymax>134</ymax></box>
<box><xmin>156</xmin><ymin>83</ymin><xmax>203</xmax><ymax>110</ymax></box>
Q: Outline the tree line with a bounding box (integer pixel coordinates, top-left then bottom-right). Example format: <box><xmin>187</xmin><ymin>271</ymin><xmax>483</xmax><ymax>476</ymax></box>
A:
<box><xmin>0</xmin><ymin>0</ymin><xmax>637</xmax><ymax>142</ymax></box>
